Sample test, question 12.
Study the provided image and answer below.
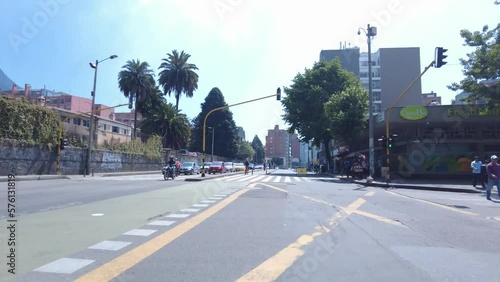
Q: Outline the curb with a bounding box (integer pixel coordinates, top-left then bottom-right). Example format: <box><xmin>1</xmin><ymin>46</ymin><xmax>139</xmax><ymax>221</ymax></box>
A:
<box><xmin>336</xmin><ymin>177</ymin><xmax>481</xmax><ymax>194</ymax></box>
<box><xmin>99</xmin><ymin>171</ymin><xmax>160</xmax><ymax>177</ymax></box>
<box><xmin>0</xmin><ymin>175</ymin><xmax>70</xmax><ymax>182</ymax></box>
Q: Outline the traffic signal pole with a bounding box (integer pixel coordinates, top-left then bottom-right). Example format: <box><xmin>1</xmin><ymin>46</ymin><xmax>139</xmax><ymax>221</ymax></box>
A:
<box><xmin>201</xmin><ymin>90</ymin><xmax>281</xmax><ymax>177</ymax></box>
<box><xmin>384</xmin><ymin>60</ymin><xmax>435</xmax><ymax>182</ymax></box>
<box><xmin>56</xmin><ymin>103</ymin><xmax>128</xmax><ymax>175</ymax></box>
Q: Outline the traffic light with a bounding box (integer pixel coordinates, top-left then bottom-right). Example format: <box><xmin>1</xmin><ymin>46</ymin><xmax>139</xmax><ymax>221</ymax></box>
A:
<box><xmin>377</xmin><ymin>136</ymin><xmax>387</xmax><ymax>147</ymax></box>
<box><xmin>276</xmin><ymin>87</ymin><xmax>281</xmax><ymax>101</ymax></box>
<box><xmin>434</xmin><ymin>47</ymin><xmax>448</xmax><ymax>68</ymax></box>
<box><xmin>388</xmin><ymin>134</ymin><xmax>397</xmax><ymax>148</ymax></box>
<box><xmin>128</xmin><ymin>96</ymin><xmax>133</xmax><ymax>109</ymax></box>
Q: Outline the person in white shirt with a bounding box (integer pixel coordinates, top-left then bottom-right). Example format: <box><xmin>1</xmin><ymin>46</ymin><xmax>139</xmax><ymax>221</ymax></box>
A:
<box><xmin>471</xmin><ymin>156</ymin><xmax>485</xmax><ymax>189</ymax></box>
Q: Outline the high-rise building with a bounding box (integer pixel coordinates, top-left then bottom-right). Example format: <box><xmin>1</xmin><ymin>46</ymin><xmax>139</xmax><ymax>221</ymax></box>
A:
<box><xmin>236</xmin><ymin>126</ymin><xmax>246</xmax><ymax>141</ymax></box>
<box><xmin>265</xmin><ymin>125</ymin><xmax>300</xmax><ymax>167</ymax></box>
<box><xmin>320</xmin><ymin>47</ymin><xmax>422</xmax><ymax>114</ymax></box>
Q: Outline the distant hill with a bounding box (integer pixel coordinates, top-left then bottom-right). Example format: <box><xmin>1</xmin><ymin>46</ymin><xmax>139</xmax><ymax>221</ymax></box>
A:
<box><xmin>0</xmin><ymin>69</ymin><xmax>18</xmax><ymax>92</ymax></box>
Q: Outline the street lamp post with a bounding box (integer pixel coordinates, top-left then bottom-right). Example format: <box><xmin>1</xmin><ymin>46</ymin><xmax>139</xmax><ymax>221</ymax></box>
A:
<box><xmin>86</xmin><ymin>54</ymin><xmax>118</xmax><ymax>175</ymax></box>
<box><xmin>208</xmin><ymin>126</ymin><xmax>215</xmax><ymax>162</ymax></box>
<box><xmin>358</xmin><ymin>24</ymin><xmax>377</xmax><ymax>180</ymax></box>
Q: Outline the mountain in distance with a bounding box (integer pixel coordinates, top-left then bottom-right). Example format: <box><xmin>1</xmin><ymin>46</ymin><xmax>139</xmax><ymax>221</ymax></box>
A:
<box><xmin>0</xmin><ymin>69</ymin><xmax>18</xmax><ymax>92</ymax></box>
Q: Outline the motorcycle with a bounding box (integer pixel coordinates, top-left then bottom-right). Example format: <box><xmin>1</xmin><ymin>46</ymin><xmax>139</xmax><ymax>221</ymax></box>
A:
<box><xmin>162</xmin><ymin>165</ymin><xmax>176</xmax><ymax>180</ymax></box>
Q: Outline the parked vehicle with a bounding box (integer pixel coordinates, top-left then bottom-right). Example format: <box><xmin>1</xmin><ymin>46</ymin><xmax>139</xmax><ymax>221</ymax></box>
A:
<box><xmin>234</xmin><ymin>163</ymin><xmax>245</xmax><ymax>172</ymax></box>
<box><xmin>162</xmin><ymin>165</ymin><xmax>175</xmax><ymax>180</ymax></box>
<box><xmin>208</xmin><ymin>161</ymin><xmax>226</xmax><ymax>174</ymax></box>
<box><xmin>225</xmin><ymin>162</ymin><xmax>235</xmax><ymax>172</ymax></box>
<box><xmin>179</xmin><ymin>162</ymin><xmax>200</xmax><ymax>175</ymax></box>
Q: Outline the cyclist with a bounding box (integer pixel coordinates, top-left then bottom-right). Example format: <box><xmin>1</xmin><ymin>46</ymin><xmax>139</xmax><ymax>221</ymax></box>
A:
<box><xmin>244</xmin><ymin>159</ymin><xmax>250</xmax><ymax>175</ymax></box>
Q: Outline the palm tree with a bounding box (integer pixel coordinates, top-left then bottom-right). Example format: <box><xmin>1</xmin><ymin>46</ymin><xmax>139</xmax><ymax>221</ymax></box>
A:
<box><xmin>118</xmin><ymin>59</ymin><xmax>155</xmax><ymax>139</ymax></box>
<box><xmin>158</xmin><ymin>50</ymin><xmax>199</xmax><ymax>112</ymax></box>
<box><xmin>140</xmin><ymin>102</ymin><xmax>191</xmax><ymax>149</ymax></box>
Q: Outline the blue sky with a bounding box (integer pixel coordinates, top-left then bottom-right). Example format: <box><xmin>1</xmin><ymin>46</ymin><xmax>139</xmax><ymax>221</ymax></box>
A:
<box><xmin>1</xmin><ymin>0</ymin><xmax>498</xmax><ymax>145</ymax></box>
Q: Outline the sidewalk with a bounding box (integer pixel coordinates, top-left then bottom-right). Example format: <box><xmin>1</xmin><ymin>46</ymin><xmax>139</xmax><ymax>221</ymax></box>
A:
<box><xmin>0</xmin><ymin>170</ymin><xmax>160</xmax><ymax>182</ymax></box>
<box><xmin>322</xmin><ymin>173</ymin><xmax>484</xmax><ymax>194</ymax></box>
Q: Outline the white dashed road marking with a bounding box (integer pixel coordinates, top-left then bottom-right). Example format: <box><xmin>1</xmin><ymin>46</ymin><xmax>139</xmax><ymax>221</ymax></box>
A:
<box><xmin>34</xmin><ymin>258</ymin><xmax>94</xmax><ymax>274</ymax></box>
<box><xmin>147</xmin><ymin>220</ymin><xmax>176</xmax><ymax>226</ymax></box>
<box><xmin>123</xmin><ymin>229</ymin><xmax>157</xmax><ymax>236</ymax></box>
<box><xmin>88</xmin><ymin>240</ymin><xmax>131</xmax><ymax>251</ymax></box>
<box><xmin>165</xmin><ymin>213</ymin><xmax>190</xmax><ymax>219</ymax></box>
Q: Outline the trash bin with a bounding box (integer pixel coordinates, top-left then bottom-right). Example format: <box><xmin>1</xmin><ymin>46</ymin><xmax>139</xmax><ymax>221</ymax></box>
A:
<box><xmin>381</xmin><ymin>167</ymin><xmax>388</xmax><ymax>178</ymax></box>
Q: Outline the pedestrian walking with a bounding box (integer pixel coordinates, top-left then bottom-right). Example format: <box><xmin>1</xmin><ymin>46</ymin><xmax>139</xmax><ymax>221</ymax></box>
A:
<box><xmin>471</xmin><ymin>156</ymin><xmax>485</xmax><ymax>189</ymax></box>
<box><xmin>486</xmin><ymin>155</ymin><xmax>500</xmax><ymax>201</ymax></box>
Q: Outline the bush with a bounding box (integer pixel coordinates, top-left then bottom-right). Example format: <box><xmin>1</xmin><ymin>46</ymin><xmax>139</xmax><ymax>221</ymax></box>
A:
<box><xmin>0</xmin><ymin>98</ymin><xmax>59</xmax><ymax>145</ymax></box>
<box><xmin>98</xmin><ymin>135</ymin><xmax>162</xmax><ymax>160</ymax></box>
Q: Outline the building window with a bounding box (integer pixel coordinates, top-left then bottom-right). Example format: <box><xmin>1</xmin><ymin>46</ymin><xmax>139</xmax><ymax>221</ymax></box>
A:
<box><xmin>373</xmin><ymin>91</ymin><xmax>381</xmax><ymax>101</ymax></box>
<box><xmin>123</xmin><ymin>129</ymin><xmax>128</xmax><ymax>135</ymax></box>
<box><xmin>103</xmin><ymin>124</ymin><xmax>107</xmax><ymax>131</ymax></box>
<box><xmin>112</xmin><ymin>126</ymin><xmax>119</xmax><ymax>133</ymax></box>
<box><xmin>65</xmin><ymin>97</ymin><xmax>71</xmax><ymax>102</ymax></box>
<box><xmin>73</xmin><ymin>118</ymin><xmax>81</xmax><ymax>125</ymax></box>
<box><xmin>82</xmin><ymin>120</ymin><xmax>89</xmax><ymax>127</ymax></box>
<box><xmin>373</xmin><ymin>104</ymin><xmax>381</xmax><ymax>113</ymax></box>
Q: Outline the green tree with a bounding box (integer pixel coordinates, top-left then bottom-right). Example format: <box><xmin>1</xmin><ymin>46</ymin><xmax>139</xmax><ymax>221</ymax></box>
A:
<box><xmin>236</xmin><ymin>140</ymin><xmax>255</xmax><ymax>161</ymax></box>
<box><xmin>140</xmin><ymin>101</ymin><xmax>191</xmax><ymax>149</ymax></box>
<box><xmin>118</xmin><ymin>59</ymin><xmax>156</xmax><ymax>139</ymax></box>
<box><xmin>189</xmin><ymin>87</ymin><xmax>238</xmax><ymax>158</ymax></box>
<box><xmin>158</xmin><ymin>50</ymin><xmax>199</xmax><ymax>112</ymax></box>
<box><xmin>0</xmin><ymin>98</ymin><xmax>59</xmax><ymax>145</ymax></box>
<box><xmin>324</xmin><ymin>85</ymin><xmax>369</xmax><ymax>145</ymax></box>
<box><xmin>251</xmin><ymin>135</ymin><xmax>265</xmax><ymax>163</ymax></box>
<box><xmin>448</xmin><ymin>9</ymin><xmax>500</xmax><ymax>108</ymax></box>
<box><xmin>282</xmin><ymin>58</ymin><xmax>361</xmax><ymax>161</ymax></box>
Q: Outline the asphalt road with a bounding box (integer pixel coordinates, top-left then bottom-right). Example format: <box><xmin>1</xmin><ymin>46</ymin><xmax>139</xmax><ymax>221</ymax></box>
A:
<box><xmin>2</xmin><ymin>169</ymin><xmax>500</xmax><ymax>282</ymax></box>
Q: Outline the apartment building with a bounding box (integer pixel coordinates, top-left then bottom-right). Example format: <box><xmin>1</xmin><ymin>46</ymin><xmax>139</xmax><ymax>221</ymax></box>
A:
<box><xmin>320</xmin><ymin>47</ymin><xmax>422</xmax><ymax>114</ymax></box>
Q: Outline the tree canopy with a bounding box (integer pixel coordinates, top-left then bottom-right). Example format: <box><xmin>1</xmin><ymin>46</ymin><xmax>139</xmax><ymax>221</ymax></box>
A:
<box><xmin>158</xmin><ymin>50</ymin><xmax>199</xmax><ymax>112</ymax></box>
<box><xmin>282</xmin><ymin>58</ymin><xmax>362</xmax><ymax>161</ymax></box>
<box><xmin>251</xmin><ymin>135</ymin><xmax>265</xmax><ymax>163</ymax></box>
<box><xmin>236</xmin><ymin>140</ymin><xmax>255</xmax><ymax>161</ymax></box>
<box><xmin>449</xmin><ymin>12</ymin><xmax>500</xmax><ymax>108</ymax></box>
<box><xmin>324</xmin><ymin>85</ymin><xmax>368</xmax><ymax>146</ymax></box>
<box><xmin>189</xmin><ymin>87</ymin><xmax>238</xmax><ymax>158</ymax></box>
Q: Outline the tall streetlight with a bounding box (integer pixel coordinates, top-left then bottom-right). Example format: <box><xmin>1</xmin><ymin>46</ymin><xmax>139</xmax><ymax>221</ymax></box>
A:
<box><xmin>208</xmin><ymin>126</ymin><xmax>215</xmax><ymax>162</ymax></box>
<box><xmin>86</xmin><ymin>54</ymin><xmax>118</xmax><ymax>175</ymax></box>
<box><xmin>358</xmin><ymin>24</ymin><xmax>377</xmax><ymax>181</ymax></box>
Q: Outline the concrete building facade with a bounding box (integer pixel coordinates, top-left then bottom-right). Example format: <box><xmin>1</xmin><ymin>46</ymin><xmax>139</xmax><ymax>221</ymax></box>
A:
<box><xmin>320</xmin><ymin>47</ymin><xmax>422</xmax><ymax>115</ymax></box>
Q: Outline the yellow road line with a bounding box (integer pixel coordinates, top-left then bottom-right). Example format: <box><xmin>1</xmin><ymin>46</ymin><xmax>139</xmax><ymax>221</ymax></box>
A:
<box><xmin>364</xmin><ymin>191</ymin><xmax>376</xmax><ymax>197</ymax></box>
<box><xmin>236</xmin><ymin>197</ymin><xmax>365</xmax><ymax>282</ymax></box>
<box><xmin>341</xmin><ymin>198</ymin><xmax>366</xmax><ymax>215</ymax></box>
<box><xmin>74</xmin><ymin>185</ymin><xmax>253</xmax><ymax>282</ymax></box>
<box><xmin>351</xmin><ymin>210</ymin><xmax>407</xmax><ymax>228</ymax></box>
<box><xmin>385</xmin><ymin>191</ymin><xmax>479</xmax><ymax>216</ymax></box>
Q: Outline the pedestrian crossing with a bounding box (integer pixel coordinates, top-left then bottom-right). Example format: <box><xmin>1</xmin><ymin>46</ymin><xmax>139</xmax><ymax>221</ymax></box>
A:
<box><xmin>215</xmin><ymin>174</ymin><xmax>313</xmax><ymax>183</ymax></box>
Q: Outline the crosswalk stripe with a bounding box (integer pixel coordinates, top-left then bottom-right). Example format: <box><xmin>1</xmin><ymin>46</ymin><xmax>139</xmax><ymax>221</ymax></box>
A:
<box><xmin>294</xmin><ymin>177</ymin><xmax>301</xmax><ymax>182</ymax></box>
<box><xmin>285</xmin><ymin>177</ymin><xmax>291</xmax><ymax>183</ymax></box>
<box><xmin>249</xmin><ymin>176</ymin><xmax>265</xmax><ymax>182</ymax></box>
<box><xmin>304</xmin><ymin>178</ymin><xmax>311</xmax><ymax>182</ymax></box>
<box><xmin>273</xmin><ymin>176</ymin><xmax>282</xmax><ymax>182</ymax></box>
<box><xmin>262</xmin><ymin>176</ymin><xmax>273</xmax><ymax>182</ymax></box>
<box><xmin>237</xmin><ymin>175</ymin><xmax>257</xmax><ymax>182</ymax></box>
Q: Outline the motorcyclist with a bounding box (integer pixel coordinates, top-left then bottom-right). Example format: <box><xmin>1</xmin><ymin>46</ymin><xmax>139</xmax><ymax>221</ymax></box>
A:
<box><xmin>167</xmin><ymin>156</ymin><xmax>176</xmax><ymax>175</ymax></box>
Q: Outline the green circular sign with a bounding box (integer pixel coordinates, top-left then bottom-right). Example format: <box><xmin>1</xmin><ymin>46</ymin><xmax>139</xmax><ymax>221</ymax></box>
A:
<box><xmin>400</xmin><ymin>106</ymin><xmax>428</xmax><ymax>120</ymax></box>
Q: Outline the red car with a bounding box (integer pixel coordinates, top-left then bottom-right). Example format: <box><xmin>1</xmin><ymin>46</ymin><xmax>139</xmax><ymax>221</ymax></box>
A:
<box><xmin>208</xmin><ymin>161</ymin><xmax>226</xmax><ymax>174</ymax></box>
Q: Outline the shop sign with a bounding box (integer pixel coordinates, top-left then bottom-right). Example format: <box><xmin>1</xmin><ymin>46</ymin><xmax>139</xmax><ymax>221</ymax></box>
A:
<box><xmin>400</xmin><ymin>106</ymin><xmax>428</xmax><ymax>120</ymax></box>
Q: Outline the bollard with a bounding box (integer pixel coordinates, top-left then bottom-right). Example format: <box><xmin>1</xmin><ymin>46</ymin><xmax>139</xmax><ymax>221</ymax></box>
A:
<box><xmin>92</xmin><ymin>168</ymin><xmax>94</xmax><ymax>177</ymax></box>
<box><xmin>84</xmin><ymin>169</ymin><xmax>86</xmax><ymax>177</ymax></box>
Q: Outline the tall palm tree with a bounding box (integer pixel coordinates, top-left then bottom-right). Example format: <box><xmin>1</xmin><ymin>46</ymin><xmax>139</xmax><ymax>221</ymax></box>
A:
<box><xmin>140</xmin><ymin>102</ymin><xmax>190</xmax><ymax>149</ymax></box>
<box><xmin>158</xmin><ymin>50</ymin><xmax>199</xmax><ymax>112</ymax></box>
<box><xmin>118</xmin><ymin>59</ymin><xmax>155</xmax><ymax>139</ymax></box>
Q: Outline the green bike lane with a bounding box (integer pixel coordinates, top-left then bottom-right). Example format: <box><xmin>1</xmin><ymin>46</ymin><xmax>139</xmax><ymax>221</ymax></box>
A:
<box><xmin>0</xmin><ymin>179</ymin><xmax>241</xmax><ymax>282</ymax></box>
